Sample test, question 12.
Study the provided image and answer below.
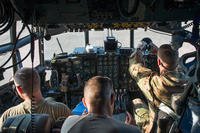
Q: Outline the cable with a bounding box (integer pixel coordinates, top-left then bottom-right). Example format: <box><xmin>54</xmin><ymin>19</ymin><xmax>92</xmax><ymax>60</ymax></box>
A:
<box><xmin>31</xmin><ymin>66</ymin><xmax>36</xmax><ymax>133</ymax></box>
<box><xmin>13</xmin><ymin>3</ymin><xmax>36</xmax><ymax>131</ymax></box>
<box><xmin>148</xmin><ymin>28</ymin><xmax>172</xmax><ymax>36</ymax></box>
<box><xmin>117</xmin><ymin>0</ymin><xmax>139</xmax><ymax>19</ymax></box>
<box><xmin>0</xmin><ymin>0</ymin><xmax>15</xmax><ymax>35</ymax></box>
<box><xmin>0</xmin><ymin>0</ymin><xmax>33</xmax><ymax>69</ymax></box>
<box><xmin>10</xmin><ymin>0</ymin><xmax>32</xmax><ymax>35</ymax></box>
<box><xmin>4</xmin><ymin>50</ymin><xmax>31</xmax><ymax>70</ymax></box>
<box><xmin>0</xmin><ymin>24</ymin><xmax>26</xmax><ymax>68</ymax></box>
<box><xmin>4</xmin><ymin>3</ymin><xmax>36</xmax><ymax>132</ymax></box>
<box><xmin>30</xmin><ymin>25</ymin><xmax>36</xmax><ymax>133</ymax></box>
<box><xmin>1</xmin><ymin>25</ymin><xmax>33</xmax><ymax>70</ymax></box>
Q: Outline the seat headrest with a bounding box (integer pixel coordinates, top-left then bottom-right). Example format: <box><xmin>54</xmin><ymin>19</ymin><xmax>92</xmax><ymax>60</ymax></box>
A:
<box><xmin>2</xmin><ymin>114</ymin><xmax>52</xmax><ymax>133</ymax></box>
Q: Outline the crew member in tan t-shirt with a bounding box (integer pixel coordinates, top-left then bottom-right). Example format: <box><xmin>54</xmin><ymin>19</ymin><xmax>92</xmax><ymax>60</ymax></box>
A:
<box><xmin>0</xmin><ymin>67</ymin><xmax>71</xmax><ymax>131</ymax></box>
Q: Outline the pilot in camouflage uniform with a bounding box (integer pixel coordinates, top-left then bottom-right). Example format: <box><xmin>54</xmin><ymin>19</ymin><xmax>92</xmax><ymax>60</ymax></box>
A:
<box><xmin>129</xmin><ymin>44</ymin><xmax>188</xmax><ymax>133</ymax></box>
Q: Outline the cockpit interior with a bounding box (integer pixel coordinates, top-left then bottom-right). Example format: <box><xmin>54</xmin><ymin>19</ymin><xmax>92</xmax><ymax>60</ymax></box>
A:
<box><xmin>0</xmin><ymin>0</ymin><xmax>200</xmax><ymax>133</ymax></box>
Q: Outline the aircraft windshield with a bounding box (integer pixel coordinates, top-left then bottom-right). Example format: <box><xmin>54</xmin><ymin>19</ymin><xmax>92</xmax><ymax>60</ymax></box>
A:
<box><xmin>43</xmin><ymin>29</ymin><xmax>172</xmax><ymax>61</ymax></box>
<box><xmin>0</xmin><ymin>23</ymin><xmax>196</xmax><ymax>85</ymax></box>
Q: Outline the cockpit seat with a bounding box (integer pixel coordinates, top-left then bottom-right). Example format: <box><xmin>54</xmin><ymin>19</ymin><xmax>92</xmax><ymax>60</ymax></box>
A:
<box><xmin>179</xmin><ymin>51</ymin><xmax>197</xmax><ymax>79</ymax></box>
<box><xmin>2</xmin><ymin>114</ymin><xmax>52</xmax><ymax>133</ymax></box>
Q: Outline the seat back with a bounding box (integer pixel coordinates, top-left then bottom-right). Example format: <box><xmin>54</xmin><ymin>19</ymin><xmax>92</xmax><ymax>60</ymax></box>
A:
<box><xmin>2</xmin><ymin>114</ymin><xmax>52</xmax><ymax>133</ymax></box>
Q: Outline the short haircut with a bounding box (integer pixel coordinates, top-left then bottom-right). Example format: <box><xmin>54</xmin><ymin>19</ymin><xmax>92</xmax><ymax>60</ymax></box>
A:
<box><xmin>157</xmin><ymin>44</ymin><xmax>178</xmax><ymax>70</ymax></box>
<box><xmin>13</xmin><ymin>67</ymin><xmax>40</xmax><ymax>94</ymax></box>
<box><xmin>84</xmin><ymin>76</ymin><xmax>114</xmax><ymax>107</ymax></box>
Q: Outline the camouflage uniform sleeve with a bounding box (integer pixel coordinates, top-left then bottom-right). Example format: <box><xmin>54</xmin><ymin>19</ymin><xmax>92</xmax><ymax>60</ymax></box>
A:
<box><xmin>129</xmin><ymin>61</ymin><xmax>165</xmax><ymax>106</ymax></box>
<box><xmin>129</xmin><ymin>49</ymin><xmax>153</xmax><ymax>82</ymax></box>
<box><xmin>129</xmin><ymin>56</ymin><xmax>155</xmax><ymax>102</ymax></box>
<box><xmin>129</xmin><ymin>63</ymin><xmax>153</xmax><ymax>82</ymax></box>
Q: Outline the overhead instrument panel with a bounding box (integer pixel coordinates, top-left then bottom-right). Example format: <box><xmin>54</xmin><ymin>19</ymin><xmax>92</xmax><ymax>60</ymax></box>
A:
<box><xmin>11</xmin><ymin>0</ymin><xmax>200</xmax><ymax>28</ymax></box>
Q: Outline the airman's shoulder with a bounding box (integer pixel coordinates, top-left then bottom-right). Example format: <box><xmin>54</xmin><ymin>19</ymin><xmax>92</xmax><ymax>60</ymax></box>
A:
<box><xmin>0</xmin><ymin>103</ymin><xmax>25</xmax><ymax>121</ymax></box>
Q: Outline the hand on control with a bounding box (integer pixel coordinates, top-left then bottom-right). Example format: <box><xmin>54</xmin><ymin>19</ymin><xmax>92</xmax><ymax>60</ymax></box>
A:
<box><xmin>129</xmin><ymin>49</ymin><xmax>143</xmax><ymax>65</ymax></box>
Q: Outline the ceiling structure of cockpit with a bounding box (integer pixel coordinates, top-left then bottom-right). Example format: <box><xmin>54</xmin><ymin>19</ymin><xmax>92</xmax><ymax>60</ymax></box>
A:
<box><xmin>10</xmin><ymin>0</ymin><xmax>200</xmax><ymax>30</ymax></box>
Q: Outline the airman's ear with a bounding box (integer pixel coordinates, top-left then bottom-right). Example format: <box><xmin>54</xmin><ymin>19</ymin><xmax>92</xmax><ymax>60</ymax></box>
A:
<box><xmin>82</xmin><ymin>98</ymin><xmax>87</xmax><ymax>107</ymax></box>
<box><xmin>157</xmin><ymin>58</ymin><xmax>161</xmax><ymax>66</ymax></box>
<box><xmin>16</xmin><ymin>86</ymin><xmax>23</xmax><ymax>95</ymax></box>
<box><xmin>111</xmin><ymin>94</ymin><xmax>115</xmax><ymax>105</ymax></box>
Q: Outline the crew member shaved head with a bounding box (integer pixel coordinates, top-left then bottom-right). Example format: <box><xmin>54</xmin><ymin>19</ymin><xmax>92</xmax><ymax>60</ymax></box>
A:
<box><xmin>13</xmin><ymin>68</ymin><xmax>40</xmax><ymax>95</ymax></box>
<box><xmin>83</xmin><ymin>76</ymin><xmax>114</xmax><ymax>115</ymax></box>
<box><xmin>157</xmin><ymin>44</ymin><xmax>178</xmax><ymax>70</ymax></box>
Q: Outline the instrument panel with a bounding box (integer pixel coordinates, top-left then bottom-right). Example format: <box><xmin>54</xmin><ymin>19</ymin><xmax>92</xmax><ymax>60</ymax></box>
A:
<box><xmin>49</xmin><ymin>46</ymin><xmax>159</xmax><ymax>113</ymax></box>
<box><xmin>50</xmin><ymin>47</ymin><xmax>134</xmax><ymax>113</ymax></box>
<box><xmin>51</xmin><ymin>47</ymin><xmax>133</xmax><ymax>90</ymax></box>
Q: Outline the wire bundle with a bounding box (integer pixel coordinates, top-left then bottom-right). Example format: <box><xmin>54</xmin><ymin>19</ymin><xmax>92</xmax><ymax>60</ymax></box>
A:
<box><xmin>0</xmin><ymin>0</ymin><xmax>35</xmax><ymax>77</ymax></box>
<box><xmin>0</xmin><ymin>0</ymin><xmax>14</xmax><ymax>35</ymax></box>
